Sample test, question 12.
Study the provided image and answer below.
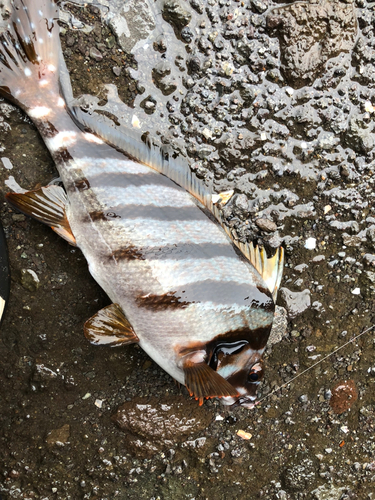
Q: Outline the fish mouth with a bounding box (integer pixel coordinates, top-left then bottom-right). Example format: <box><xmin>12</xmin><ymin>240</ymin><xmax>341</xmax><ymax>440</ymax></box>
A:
<box><xmin>220</xmin><ymin>394</ymin><xmax>257</xmax><ymax>409</ymax></box>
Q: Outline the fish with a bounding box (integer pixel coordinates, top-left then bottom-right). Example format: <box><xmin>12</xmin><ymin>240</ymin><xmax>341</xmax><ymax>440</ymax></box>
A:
<box><xmin>0</xmin><ymin>0</ymin><xmax>283</xmax><ymax>408</ymax></box>
<box><xmin>0</xmin><ymin>220</ymin><xmax>10</xmax><ymax>326</ymax></box>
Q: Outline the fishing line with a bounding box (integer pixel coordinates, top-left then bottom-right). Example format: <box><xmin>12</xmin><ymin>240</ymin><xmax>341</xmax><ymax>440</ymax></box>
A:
<box><xmin>255</xmin><ymin>324</ymin><xmax>375</xmax><ymax>406</ymax></box>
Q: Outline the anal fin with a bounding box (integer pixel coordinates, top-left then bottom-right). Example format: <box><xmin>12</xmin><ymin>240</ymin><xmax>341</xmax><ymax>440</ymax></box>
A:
<box><xmin>237</xmin><ymin>242</ymin><xmax>284</xmax><ymax>302</ymax></box>
<box><xmin>183</xmin><ymin>358</ymin><xmax>239</xmax><ymax>406</ymax></box>
<box><xmin>84</xmin><ymin>304</ymin><xmax>139</xmax><ymax>347</ymax></box>
<box><xmin>6</xmin><ymin>185</ymin><xmax>76</xmax><ymax>246</ymax></box>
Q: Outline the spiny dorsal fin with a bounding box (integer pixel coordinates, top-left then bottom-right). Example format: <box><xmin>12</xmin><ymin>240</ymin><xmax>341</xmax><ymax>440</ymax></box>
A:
<box><xmin>84</xmin><ymin>304</ymin><xmax>139</xmax><ymax>347</ymax></box>
<box><xmin>183</xmin><ymin>359</ymin><xmax>239</xmax><ymax>406</ymax></box>
<box><xmin>6</xmin><ymin>185</ymin><xmax>76</xmax><ymax>246</ymax></box>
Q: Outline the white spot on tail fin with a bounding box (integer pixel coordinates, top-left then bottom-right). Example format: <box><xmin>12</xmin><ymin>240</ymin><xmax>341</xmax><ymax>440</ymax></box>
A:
<box><xmin>48</xmin><ymin>64</ymin><xmax>56</xmax><ymax>72</ymax></box>
<box><xmin>39</xmin><ymin>38</ymin><xmax>44</xmax><ymax>44</ymax></box>
<box><xmin>29</xmin><ymin>107</ymin><xmax>51</xmax><ymax>119</ymax></box>
<box><xmin>84</xmin><ymin>133</ymin><xmax>104</xmax><ymax>145</ymax></box>
<box><xmin>57</xmin><ymin>97</ymin><xmax>65</xmax><ymax>107</ymax></box>
<box><xmin>48</xmin><ymin>131</ymin><xmax>77</xmax><ymax>151</ymax></box>
<box><xmin>24</xmin><ymin>68</ymin><xmax>32</xmax><ymax>77</ymax></box>
<box><xmin>39</xmin><ymin>79</ymin><xmax>49</xmax><ymax>87</ymax></box>
<box><xmin>38</xmin><ymin>10</ymin><xmax>43</xmax><ymax>16</ymax></box>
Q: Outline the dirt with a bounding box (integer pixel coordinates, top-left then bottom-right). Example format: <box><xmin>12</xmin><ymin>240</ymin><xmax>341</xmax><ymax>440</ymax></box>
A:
<box><xmin>1</xmin><ymin>0</ymin><xmax>375</xmax><ymax>499</ymax></box>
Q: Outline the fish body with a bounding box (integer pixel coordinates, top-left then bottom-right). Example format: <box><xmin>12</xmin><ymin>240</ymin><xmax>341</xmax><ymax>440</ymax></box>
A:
<box><xmin>0</xmin><ymin>0</ymin><xmax>283</xmax><ymax>406</ymax></box>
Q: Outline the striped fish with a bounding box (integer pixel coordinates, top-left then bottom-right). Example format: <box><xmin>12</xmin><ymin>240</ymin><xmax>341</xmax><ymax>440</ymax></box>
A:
<box><xmin>0</xmin><ymin>0</ymin><xmax>283</xmax><ymax>407</ymax></box>
<box><xmin>0</xmin><ymin>221</ymin><xmax>10</xmax><ymax>325</ymax></box>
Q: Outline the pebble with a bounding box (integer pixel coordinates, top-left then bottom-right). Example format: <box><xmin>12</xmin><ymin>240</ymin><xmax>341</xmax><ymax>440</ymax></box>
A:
<box><xmin>305</xmin><ymin>238</ymin><xmax>316</xmax><ymax>250</ymax></box>
<box><xmin>330</xmin><ymin>380</ymin><xmax>358</xmax><ymax>414</ymax></box>
<box><xmin>89</xmin><ymin>47</ymin><xmax>103</xmax><ymax>61</ymax></box>
<box><xmin>311</xmin><ymin>255</ymin><xmax>325</xmax><ymax>263</ymax></box>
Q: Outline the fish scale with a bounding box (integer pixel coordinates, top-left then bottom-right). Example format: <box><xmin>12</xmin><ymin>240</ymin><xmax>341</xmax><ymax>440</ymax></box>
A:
<box><xmin>0</xmin><ymin>0</ymin><xmax>283</xmax><ymax>407</ymax></box>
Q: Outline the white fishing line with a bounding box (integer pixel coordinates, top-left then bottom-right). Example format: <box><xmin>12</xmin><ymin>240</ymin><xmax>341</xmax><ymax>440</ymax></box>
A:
<box><xmin>255</xmin><ymin>324</ymin><xmax>375</xmax><ymax>406</ymax></box>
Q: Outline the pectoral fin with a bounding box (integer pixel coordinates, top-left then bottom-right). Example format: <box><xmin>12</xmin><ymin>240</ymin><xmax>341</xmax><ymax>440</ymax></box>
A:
<box><xmin>84</xmin><ymin>304</ymin><xmax>139</xmax><ymax>347</ymax></box>
<box><xmin>6</xmin><ymin>185</ymin><xmax>76</xmax><ymax>246</ymax></box>
<box><xmin>183</xmin><ymin>358</ymin><xmax>239</xmax><ymax>406</ymax></box>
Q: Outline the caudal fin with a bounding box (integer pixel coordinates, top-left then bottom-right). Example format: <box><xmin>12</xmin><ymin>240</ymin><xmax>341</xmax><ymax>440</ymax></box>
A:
<box><xmin>0</xmin><ymin>0</ymin><xmax>60</xmax><ymax>110</ymax></box>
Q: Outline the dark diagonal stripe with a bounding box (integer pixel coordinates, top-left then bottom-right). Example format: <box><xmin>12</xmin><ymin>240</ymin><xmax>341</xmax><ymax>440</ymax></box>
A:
<box><xmin>136</xmin><ymin>291</ymin><xmax>191</xmax><ymax>311</ymax></box>
<box><xmin>137</xmin><ymin>280</ymin><xmax>274</xmax><ymax>310</ymax></box>
<box><xmin>172</xmin><ymin>280</ymin><xmax>274</xmax><ymax>308</ymax></box>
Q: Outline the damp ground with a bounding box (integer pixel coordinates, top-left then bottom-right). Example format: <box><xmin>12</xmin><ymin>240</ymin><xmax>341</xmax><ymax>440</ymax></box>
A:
<box><xmin>1</xmin><ymin>0</ymin><xmax>375</xmax><ymax>499</ymax></box>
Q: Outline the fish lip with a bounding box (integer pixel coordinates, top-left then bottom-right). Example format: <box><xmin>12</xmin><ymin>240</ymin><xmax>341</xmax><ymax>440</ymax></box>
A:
<box><xmin>230</xmin><ymin>396</ymin><xmax>257</xmax><ymax>409</ymax></box>
<box><xmin>220</xmin><ymin>395</ymin><xmax>257</xmax><ymax>409</ymax></box>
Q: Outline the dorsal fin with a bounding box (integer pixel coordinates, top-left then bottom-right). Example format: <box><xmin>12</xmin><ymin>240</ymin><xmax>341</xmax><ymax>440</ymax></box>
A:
<box><xmin>183</xmin><ymin>358</ymin><xmax>239</xmax><ymax>406</ymax></box>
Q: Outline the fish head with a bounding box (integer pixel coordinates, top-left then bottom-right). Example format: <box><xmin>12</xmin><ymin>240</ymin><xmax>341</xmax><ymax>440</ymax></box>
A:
<box><xmin>209</xmin><ymin>341</ymin><xmax>265</xmax><ymax>408</ymax></box>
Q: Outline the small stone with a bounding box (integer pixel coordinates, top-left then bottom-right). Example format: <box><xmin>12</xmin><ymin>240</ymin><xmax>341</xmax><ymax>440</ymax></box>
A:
<box><xmin>112</xmin><ymin>66</ymin><xmax>121</xmax><ymax>76</ymax></box>
<box><xmin>363</xmin><ymin>254</ymin><xmax>375</xmax><ymax>267</ymax></box>
<box><xmin>330</xmin><ymin>380</ymin><xmax>358</xmax><ymax>414</ymax></box>
<box><xmin>255</xmin><ymin>217</ymin><xmax>277</xmax><ymax>232</ymax></box>
<box><xmin>342</xmin><ymin>233</ymin><xmax>363</xmax><ymax>247</ymax></box>
<box><xmin>299</xmin><ymin>394</ymin><xmax>308</xmax><ymax>403</ymax></box>
<box><xmin>89</xmin><ymin>47</ymin><xmax>103</xmax><ymax>61</ymax></box>
<box><xmin>305</xmin><ymin>237</ymin><xmax>316</xmax><ymax>250</ymax></box>
<box><xmin>21</xmin><ymin>269</ymin><xmax>40</xmax><ymax>292</ymax></box>
<box><xmin>311</xmin><ymin>255</ymin><xmax>325</xmax><ymax>263</ymax></box>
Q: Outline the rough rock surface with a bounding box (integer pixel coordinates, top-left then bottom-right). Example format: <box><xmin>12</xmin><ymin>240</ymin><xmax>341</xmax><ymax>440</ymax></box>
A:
<box><xmin>267</xmin><ymin>0</ymin><xmax>357</xmax><ymax>88</ymax></box>
<box><xmin>279</xmin><ymin>288</ymin><xmax>311</xmax><ymax>318</ymax></box>
<box><xmin>112</xmin><ymin>396</ymin><xmax>211</xmax><ymax>457</ymax></box>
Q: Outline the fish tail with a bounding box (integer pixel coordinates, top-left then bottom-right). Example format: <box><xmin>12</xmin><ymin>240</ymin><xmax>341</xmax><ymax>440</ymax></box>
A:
<box><xmin>0</xmin><ymin>0</ymin><xmax>60</xmax><ymax>111</ymax></box>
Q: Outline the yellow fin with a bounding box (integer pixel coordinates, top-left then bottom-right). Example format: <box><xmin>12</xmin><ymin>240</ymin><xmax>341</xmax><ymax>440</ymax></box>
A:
<box><xmin>84</xmin><ymin>304</ymin><xmax>139</xmax><ymax>347</ymax></box>
<box><xmin>6</xmin><ymin>186</ymin><xmax>76</xmax><ymax>246</ymax></box>
<box><xmin>212</xmin><ymin>190</ymin><xmax>234</xmax><ymax>206</ymax></box>
<box><xmin>237</xmin><ymin>242</ymin><xmax>284</xmax><ymax>301</ymax></box>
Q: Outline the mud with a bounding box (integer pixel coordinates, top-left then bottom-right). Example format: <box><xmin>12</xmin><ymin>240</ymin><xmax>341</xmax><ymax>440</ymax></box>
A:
<box><xmin>1</xmin><ymin>0</ymin><xmax>375</xmax><ymax>499</ymax></box>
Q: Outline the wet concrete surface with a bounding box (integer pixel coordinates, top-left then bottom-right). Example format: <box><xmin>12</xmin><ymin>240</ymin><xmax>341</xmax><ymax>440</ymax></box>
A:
<box><xmin>1</xmin><ymin>0</ymin><xmax>375</xmax><ymax>498</ymax></box>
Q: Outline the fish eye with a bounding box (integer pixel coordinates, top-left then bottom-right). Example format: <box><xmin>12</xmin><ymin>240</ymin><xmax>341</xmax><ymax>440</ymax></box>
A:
<box><xmin>248</xmin><ymin>362</ymin><xmax>263</xmax><ymax>383</ymax></box>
